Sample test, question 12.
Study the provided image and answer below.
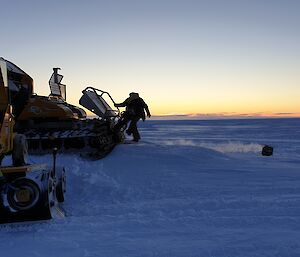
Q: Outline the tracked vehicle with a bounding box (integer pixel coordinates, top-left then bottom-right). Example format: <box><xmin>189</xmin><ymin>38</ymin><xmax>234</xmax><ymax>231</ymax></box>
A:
<box><xmin>0</xmin><ymin>58</ymin><xmax>66</xmax><ymax>223</ymax></box>
<box><xmin>2</xmin><ymin>58</ymin><xmax>123</xmax><ymax>159</ymax></box>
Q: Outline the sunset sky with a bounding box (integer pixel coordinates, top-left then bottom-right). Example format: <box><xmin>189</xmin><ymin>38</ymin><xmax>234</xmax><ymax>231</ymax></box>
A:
<box><xmin>1</xmin><ymin>0</ymin><xmax>299</xmax><ymax>117</ymax></box>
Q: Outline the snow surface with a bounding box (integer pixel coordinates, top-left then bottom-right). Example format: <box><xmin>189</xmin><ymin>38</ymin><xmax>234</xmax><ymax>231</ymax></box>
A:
<box><xmin>1</xmin><ymin>118</ymin><xmax>300</xmax><ymax>257</ymax></box>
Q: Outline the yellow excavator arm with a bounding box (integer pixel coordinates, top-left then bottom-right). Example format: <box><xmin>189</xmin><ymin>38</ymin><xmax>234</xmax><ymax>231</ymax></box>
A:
<box><xmin>0</xmin><ymin>58</ymin><xmax>14</xmax><ymax>159</ymax></box>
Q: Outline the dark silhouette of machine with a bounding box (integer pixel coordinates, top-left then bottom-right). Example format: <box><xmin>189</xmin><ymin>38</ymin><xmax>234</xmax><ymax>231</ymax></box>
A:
<box><xmin>0</xmin><ymin>58</ymin><xmax>66</xmax><ymax>223</ymax></box>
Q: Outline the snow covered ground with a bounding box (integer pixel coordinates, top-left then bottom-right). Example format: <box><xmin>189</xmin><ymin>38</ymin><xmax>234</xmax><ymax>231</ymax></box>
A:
<box><xmin>1</xmin><ymin>118</ymin><xmax>300</xmax><ymax>257</ymax></box>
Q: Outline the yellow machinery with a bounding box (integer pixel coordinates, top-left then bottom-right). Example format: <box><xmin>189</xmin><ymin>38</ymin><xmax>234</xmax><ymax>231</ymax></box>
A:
<box><xmin>0</xmin><ymin>60</ymin><xmax>14</xmax><ymax>159</ymax></box>
<box><xmin>0</xmin><ymin>58</ymin><xmax>66</xmax><ymax>223</ymax></box>
<box><xmin>0</xmin><ymin>58</ymin><xmax>123</xmax><ymax>159</ymax></box>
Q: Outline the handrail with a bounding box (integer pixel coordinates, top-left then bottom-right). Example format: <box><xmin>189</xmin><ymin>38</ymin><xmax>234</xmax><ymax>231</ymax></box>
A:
<box><xmin>81</xmin><ymin>86</ymin><xmax>120</xmax><ymax>115</ymax></box>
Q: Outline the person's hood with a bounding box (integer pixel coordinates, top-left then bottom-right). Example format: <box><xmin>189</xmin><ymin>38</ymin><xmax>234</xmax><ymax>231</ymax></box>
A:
<box><xmin>128</xmin><ymin>92</ymin><xmax>140</xmax><ymax>101</ymax></box>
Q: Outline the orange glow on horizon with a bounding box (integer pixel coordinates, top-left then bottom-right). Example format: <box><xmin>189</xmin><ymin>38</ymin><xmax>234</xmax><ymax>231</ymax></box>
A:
<box><xmin>152</xmin><ymin>112</ymin><xmax>300</xmax><ymax>118</ymax></box>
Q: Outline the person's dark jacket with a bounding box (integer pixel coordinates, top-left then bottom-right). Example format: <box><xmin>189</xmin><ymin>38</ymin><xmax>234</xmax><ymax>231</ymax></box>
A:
<box><xmin>115</xmin><ymin>93</ymin><xmax>151</xmax><ymax>121</ymax></box>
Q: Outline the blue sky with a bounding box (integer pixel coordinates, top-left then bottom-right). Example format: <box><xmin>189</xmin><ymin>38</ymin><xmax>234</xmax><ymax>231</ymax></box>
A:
<box><xmin>1</xmin><ymin>0</ymin><xmax>299</xmax><ymax>116</ymax></box>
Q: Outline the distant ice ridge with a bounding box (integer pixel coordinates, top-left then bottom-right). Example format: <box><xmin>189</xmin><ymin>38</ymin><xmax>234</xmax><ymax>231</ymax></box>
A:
<box><xmin>160</xmin><ymin>139</ymin><xmax>262</xmax><ymax>153</ymax></box>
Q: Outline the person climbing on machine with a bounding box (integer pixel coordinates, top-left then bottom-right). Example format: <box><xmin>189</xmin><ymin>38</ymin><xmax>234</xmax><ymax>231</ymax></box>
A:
<box><xmin>114</xmin><ymin>92</ymin><xmax>151</xmax><ymax>142</ymax></box>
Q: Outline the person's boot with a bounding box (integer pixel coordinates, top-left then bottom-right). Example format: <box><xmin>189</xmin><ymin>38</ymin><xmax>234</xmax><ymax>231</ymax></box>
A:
<box><xmin>132</xmin><ymin>135</ymin><xmax>140</xmax><ymax>142</ymax></box>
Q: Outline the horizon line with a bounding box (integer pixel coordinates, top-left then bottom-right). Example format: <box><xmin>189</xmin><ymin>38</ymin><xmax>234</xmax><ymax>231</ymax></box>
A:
<box><xmin>87</xmin><ymin>112</ymin><xmax>300</xmax><ymax>120</ymax></box>
<box><xmin>151</xmin><ymin>112</ymin><xmax>300</xmax><ymax>119</ymax></box>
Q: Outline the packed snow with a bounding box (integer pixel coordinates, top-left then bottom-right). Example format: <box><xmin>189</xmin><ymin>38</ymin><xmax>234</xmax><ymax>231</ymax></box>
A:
<box><xmin>1</xmin><ymin>118</ymin><xmax>300</xmax><ymax>257</ymax></box>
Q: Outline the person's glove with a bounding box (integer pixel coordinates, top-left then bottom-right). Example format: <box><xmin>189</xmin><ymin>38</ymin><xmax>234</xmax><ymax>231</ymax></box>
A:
<box><xmin>147</xmin><ymin>114</ymin><xmax>151</xmax><ymax>118</ymax></box>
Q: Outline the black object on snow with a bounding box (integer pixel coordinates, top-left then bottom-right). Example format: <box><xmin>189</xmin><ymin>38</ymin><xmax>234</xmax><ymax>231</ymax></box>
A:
<box><xmin>262</xmin><ymin>145</ymin><xmax>273</xmax><ymax>156</ymax></box>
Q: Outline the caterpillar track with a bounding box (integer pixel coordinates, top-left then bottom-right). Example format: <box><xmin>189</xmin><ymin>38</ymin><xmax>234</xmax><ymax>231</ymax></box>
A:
<box><xmin>17</xmin><ymin>119</ymin><xmax>122</xmax><ymax>159</ymax></box>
